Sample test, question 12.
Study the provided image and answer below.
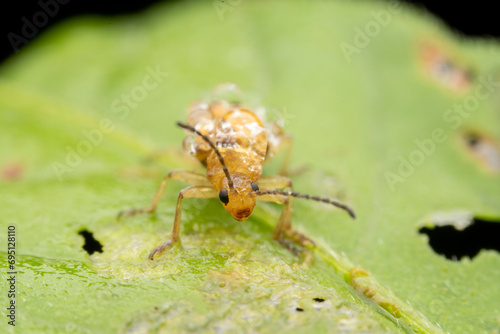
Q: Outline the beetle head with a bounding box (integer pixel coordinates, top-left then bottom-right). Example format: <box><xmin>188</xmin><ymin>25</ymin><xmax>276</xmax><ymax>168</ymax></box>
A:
<box><xmin>219</xmin><ymin>173</ymin><xmax>258</xmax><ymax>222</ymax></box>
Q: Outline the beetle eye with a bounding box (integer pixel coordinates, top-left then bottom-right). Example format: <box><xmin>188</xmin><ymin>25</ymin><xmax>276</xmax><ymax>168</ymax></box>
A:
<box><xmin>251</xmin><ymin>182</ymin><xmax>259</xmax><ymax>191</ymax></box>
<box><xmin>219</xmin><ymin>189</ymin><xmax>229</xmax><ymax>205</ymax></box>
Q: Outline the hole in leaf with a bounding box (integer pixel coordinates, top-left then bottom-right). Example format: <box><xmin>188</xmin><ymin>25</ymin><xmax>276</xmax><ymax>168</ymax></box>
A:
<box><xmin>78</xmin><ymin>229</ymin><xmax>103</xmax><ymax>255</ymax></box>
<box><xmin>461</xmin><ymin>131</ymin><xmax>500</xmax><ymax>173</ymax></box>
<box><xmin>295</xmin><ymin>307</ymin><xmax>304</xmax><ymax>312</ymax></box>
<box><xmin>419</xmin><ymin>217</ymin><xmax>500</xmax><ymax>261</ymax></box>
<box><xmin>313</xmin><ymin>298</ymin><xmax>325</xmax><ymax>302</ymax></box>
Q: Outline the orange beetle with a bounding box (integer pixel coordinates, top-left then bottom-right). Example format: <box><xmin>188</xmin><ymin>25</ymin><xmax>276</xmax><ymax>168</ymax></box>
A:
<box><xmin>120</xmin><ymin>84</ymin><xmax>355</xmax><ymax>259</ymax></box>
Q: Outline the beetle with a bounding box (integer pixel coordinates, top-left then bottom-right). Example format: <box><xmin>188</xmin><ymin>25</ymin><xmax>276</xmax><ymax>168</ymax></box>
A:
<box><xmin>119</xmin><ymin>84</ymin><xmax>355</xmax><ymax>259</ymax></box>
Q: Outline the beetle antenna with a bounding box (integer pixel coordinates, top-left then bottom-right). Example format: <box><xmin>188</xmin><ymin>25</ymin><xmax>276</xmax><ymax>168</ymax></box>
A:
<box><xmin>254</xmin><ymin>190</ymin><xmax>355</xmax><ymax>219</ymax></box>
<box><xmin>177</xmin><ymin>122</ymin><xmax>235</xmax><ymax>190</ymax></box>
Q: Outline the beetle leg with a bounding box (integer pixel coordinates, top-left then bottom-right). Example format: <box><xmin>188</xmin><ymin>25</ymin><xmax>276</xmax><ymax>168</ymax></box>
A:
<box><xmin>149</xmin><ymin>185</ymin><xmax>217</xmax><ymax>259</ymax></box>
<box><xmin>277</xmin><ymin>135</ymin><xmax>293</xmax><ymax>176</ymax></box>
<box><xmin>257</xmin><ymin>175</ymin><xmax>292</xmax><ymax>190</ymax></box>
<box><xmin>117</xmin><ymin>170</ymin><xmax>210</xmax><ymax>219</ymax></box>
<box><xmin>257</xmin><ymin>175</ymin><xmax>311</xmax><ymax>244</ymax></box>
<box><xmin>265</xmin><ymin>134</ymin><xmax>307</xmax><ymax>177</ymax></box>
<box><xmin>257</xmin><ymin>191</ymin><xmax>315</xmax><ymax>257</ymax></box>
<box><xmin>266</xmin><ymin>133</ymin><xmax>293</xmax><ymax>176</ymax></box>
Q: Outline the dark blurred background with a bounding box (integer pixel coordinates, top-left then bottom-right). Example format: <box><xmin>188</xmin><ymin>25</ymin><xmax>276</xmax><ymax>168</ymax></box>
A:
<box><xmin>0</xmin><ymin>1</ymin><xmax>499</xmax><ymax>63</ymax></box>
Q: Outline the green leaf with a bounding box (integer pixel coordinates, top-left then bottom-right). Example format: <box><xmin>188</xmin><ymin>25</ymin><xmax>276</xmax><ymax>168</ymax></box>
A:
<box><xmin>1</xmin><ymin>1</ymin><xmax>499</xmax><ymax>333</ymax></box>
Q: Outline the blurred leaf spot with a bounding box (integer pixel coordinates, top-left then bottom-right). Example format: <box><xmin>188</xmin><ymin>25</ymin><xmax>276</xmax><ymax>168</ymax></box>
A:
<box><xmin>419</xmin><ymin>217</ymin><xmax>500</xmax><ymax>261</ymax></box>
<box><xmin>462</xmin><ymin>131</ymin><xmax>500</xmax><ymax>173</ymax></box>
<box><xmin>78</xmin><ymin>229</ymin><xmax>103</xmax><ymax>255</ymax></box>
<box><xmin>313</xmin><ymin>298</ymin><xmax>325</xmax><ymax>302</ymax></box>
<box><xmin>419</xmin><ymin>41</ymin><xmax>474</xmax><ymax>93</ymax></box>
<box><xmin>1</xmin><ymin>162</ymin><xmax>24</xmax><ymax>181</ymax></box>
